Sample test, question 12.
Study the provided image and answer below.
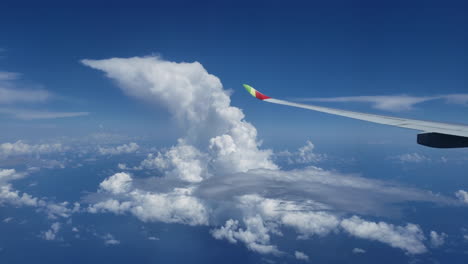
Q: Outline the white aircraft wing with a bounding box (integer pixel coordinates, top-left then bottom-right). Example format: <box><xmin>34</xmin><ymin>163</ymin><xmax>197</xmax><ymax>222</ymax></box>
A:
<box><xmin>243</xmin><ymin>84</ymin><xmax>468</xmax><ymax>148</ymax></box>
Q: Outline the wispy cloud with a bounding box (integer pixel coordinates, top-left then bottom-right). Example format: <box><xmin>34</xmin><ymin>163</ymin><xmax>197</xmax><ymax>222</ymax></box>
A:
<box><xmin>390</xmin><ymin>153</ymin><xmax>430</xmax><ymax>163</ymax></box>
<box><xmin>296</xmin><ymin>94</ymin><xmax>468</xmax><ymax>112</ymax></box>
<box><xmin>0</xmin><ymin>86</ymin><xmax>51</xmax><ymax>104</ymax></box>
<box><xmin>0</xmin><ymin>71</ymin><xmax>21</xmax><ymax>81</ymax></box>
<box><xmin>0</xmin><ymin>108</ymin><xmax>89</xmax><ymax>120</ymax></box>
<box><xmin>0</xmin><ymin>68</ymin><xmax>88</xmax><ymax>119</ymax></box>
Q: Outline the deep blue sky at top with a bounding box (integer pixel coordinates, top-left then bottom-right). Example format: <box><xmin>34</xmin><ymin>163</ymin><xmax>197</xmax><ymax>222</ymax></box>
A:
<box><xmin>1</xmin><ymin>0</ymin><xmax>467</xmax><ymax>148</ymax></box>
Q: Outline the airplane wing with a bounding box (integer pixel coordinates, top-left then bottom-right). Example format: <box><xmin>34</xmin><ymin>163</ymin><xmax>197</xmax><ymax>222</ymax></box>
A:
<box><xmin>243</xmin><ymin>84</ymin><xmax>468</xmax><ymax>148</ymax></box>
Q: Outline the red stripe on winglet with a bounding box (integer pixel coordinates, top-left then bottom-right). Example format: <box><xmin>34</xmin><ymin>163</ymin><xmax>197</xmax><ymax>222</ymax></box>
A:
<box><xmin>255</xmin><ymin>91</ymin><xmax>271</xmax><ymax>100</ymax></box>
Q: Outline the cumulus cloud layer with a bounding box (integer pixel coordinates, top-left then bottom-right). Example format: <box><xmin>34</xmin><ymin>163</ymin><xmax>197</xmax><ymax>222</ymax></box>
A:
<box><xmin>0</xmin><ymin>140</ymin><xmax>64</xmax><ymax>158</ymax></box>
<box><xmin>88</xmin><ymin>172</ymin><xmax>209</xmax><ymax>226</ymax></box>
<box><xmin>98</xmin><ymin>142</ymin><xmax>139</xmax><ymax>155</ymax></box>
<box><xmin>0</xmin><ymin>168</ymin><xmax>78</xmax><ymax>219</ymax></box>
<box><xmin>81</xmin><ymin>56</ymin><xmax>453</xmax><ymax>257</ymax></box>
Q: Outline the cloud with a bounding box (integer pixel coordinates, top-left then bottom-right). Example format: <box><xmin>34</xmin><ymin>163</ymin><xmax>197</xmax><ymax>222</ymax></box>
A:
<box><xmin>0</xmin><ymin>69</ymin><xmax>88</xmax><ymax>119</ymax></box>
<box><xmin>42</xmin><ymin>222</ymin><xmax>61</xmax><ymax>241</ymax></box>
<box><xmin>352</xmin><ymin>248</ymin><xmax>366</xmax><ymax>254</ymax></box>
<box><xmin>98</xmin><ymin>142</ymin><xmax>139</xmax><ymax>155</ymax></box>
<box><xmin>296</xmin><ymin>94</ymin><xmax>468</xmax><ymax>112</ymax></box>
<box><xmin>88</xmin><ymin>172</ymin><xmax>209</xmax><ymax>226</ymax></box>
<box><xmin>455</xmin><ymin>190</ymin><xmax>468</xmax><ymax>203</ymax></box>
<box><xmin>429</xmin><ymin>231</ymin><xmax>447</xmax><ymax>248</ymax></box>
<box><xmin>0</xmin><ymin>72</ymin><xmax>21</xmax><ymax>81</ymax></box>
<box><xmin>81</xmin><ymin>56</ymin><xmax>276</xmax><ymax>174</ymax></box>
<box><xmin>0</xmin><ymin>87</ymin><xmax>51</xmax><ymax>104</ymax></box>
<box><xmin>443</xmin><ymin>94</ymin><xmax>468</xmax><ymax>105</ymax></box>
<box><xmin>81</xmin><ymin>56</ymin><xmax>456</xmax><ymax>257</ymax></box>
<box><xmin>274</xmin><ymin>140</ymin><xmax>326</xmax><ymax>165</ymax></box>
<box><xmin>0</xmin><ymin>140</ymin><xmax>64</xmax><ymax>157</ymax></box>
<box><xmin>211</xmin><ymin>216</ymin><xmax>282</xmax><ymax>255</ymax></box>
<box><xmin>99</xmin><ymin>172</ymin><xmax>132</xmax><ymax>194</ymax></box>
<box><xmin>196</xmin><ymin>167</ymin><xmax>452</xmax><ymax>218</ymax></box>
<box><xmin>294</xmin><ymin>251</ymin><xmax>309</xmax><ymax>261</ymax></box>
<box><xmin>390</xmin><ymin>153</ymin><xmax>430</xmax><ymax>163</ymax></box>
<box><xmin>138</xmin><ymin>140</ymin><xmax>209</xmax><ymax>183</ymax></box>
<box><xmin>0</xmin><ymin>168</ymin><xmax>76</xmax><ymax>218</ymax></box>
<box><xmin>340</xmin><ymin>216</ymin><xmax>426</xmax><ymax>254</ymax></box>
<box><xmin>102</xmin><ymin>233</ymin><xmax>120</xmax><ymax>246</ymax></box>
<box><xmin>0</xmin><ymin>108</ymin><xmax>89</xmax><ymax>120</ymax></box>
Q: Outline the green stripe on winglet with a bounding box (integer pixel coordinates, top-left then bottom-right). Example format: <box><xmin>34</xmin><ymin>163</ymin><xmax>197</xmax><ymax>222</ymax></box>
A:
<box><xmin>243</xmin><ymin>84</ymin><xmax>257</xmax><ymax>97</ymax></box>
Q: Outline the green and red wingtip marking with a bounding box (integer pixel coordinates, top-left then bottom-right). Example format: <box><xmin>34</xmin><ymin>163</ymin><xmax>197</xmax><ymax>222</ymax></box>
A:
<box><xmin>243</xmin><ymin>84</ymin><xmax>271</xmax><ymax>100</ymax></box>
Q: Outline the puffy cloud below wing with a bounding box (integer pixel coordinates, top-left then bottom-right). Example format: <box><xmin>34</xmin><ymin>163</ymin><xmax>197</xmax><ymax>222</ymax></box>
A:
<box><xmin>212</xmin><ymin>216</ymin><xmax>282</xmax><ymax>255</ymax></box>
<box><xmin>340</xmin><ymin>216</ymin><xmax>427</xmax><ymax>254</ymax></box>
<box><xmin>195</xmin><ymin>167</ymin><xmax>453</xmax><ymax>217</ymax></box>
<box><xmin>88</xmin><ymin>172</ymin><xmax>209</xmax><ymax>226</ymax></box>
<box><xmin>138</xmin><ymin>140</ymin><xmax>209</xmax><ymax>183</ymax></box>
<box><xmin>81</xmin><ymin>56</ymin><xmax>276</xmax><ymax>174</ymax></box>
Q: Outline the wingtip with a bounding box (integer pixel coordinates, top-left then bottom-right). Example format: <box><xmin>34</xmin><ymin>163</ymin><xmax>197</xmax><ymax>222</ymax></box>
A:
<box><xmin>243</xmin><ymin>84</ymin><xmax>271</xmax><ymax>100</ymax></box>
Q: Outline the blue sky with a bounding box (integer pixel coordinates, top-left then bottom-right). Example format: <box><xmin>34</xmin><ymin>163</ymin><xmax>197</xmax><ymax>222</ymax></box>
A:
<box><xmin>1</xmin><ymin>1</ymin><xmax>468</xmax><ymax>263</ymax></box>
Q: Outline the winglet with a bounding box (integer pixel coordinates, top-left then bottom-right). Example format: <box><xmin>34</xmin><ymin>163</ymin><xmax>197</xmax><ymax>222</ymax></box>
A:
<box><xmin>243</xmin><ymin>84</ymin><xmax>271</xmax><ymax>100</ymax></box>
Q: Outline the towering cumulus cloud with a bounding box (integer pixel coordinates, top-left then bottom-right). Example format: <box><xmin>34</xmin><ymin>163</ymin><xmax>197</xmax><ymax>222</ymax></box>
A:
<box><xmin>82</xmin><ymin>57</ymin><xmax>276</xmax><ymax>181</ymax></box>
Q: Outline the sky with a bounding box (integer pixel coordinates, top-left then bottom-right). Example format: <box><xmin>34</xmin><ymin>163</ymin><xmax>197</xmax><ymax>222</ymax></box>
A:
<box><xmin>1</xmin><ymin>1</ymin><xmax>468</xmax><ymax>263</ymax></box>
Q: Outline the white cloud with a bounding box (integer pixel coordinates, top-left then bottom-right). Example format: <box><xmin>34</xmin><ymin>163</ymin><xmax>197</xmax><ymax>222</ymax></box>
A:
<box><xmin>98</xmin><ymin>142</ymin><xmax>139</xmax><ymax>155</ymax></box>
<box><xmin>294</xmin><ymin>251</ymin><xmax>309</xmax><ymax>261</ymax></box>
<box><xmin>88</xmin><ymin>172</ymin><xmax>209</xmax><ymax>226</ymax></box>
<box><xmin>42</xmin><ymin>222</ymin><xmax>61</xmax><ymax>241</ymax></box>
<box><xmin>455</xmin><ymin>190</ymin><xmax>468</xmax><ymax>204</ymax></box>
<box><xmin>392</xmin><ymin>153</ymin><xmax>430</xmax><ymax>163</ymax></box>
<box><xmin>102</xmin><ymin>233</ymin><xmax>120</xmax><ymax>245</ymax></box>
<box><xmin>0</xmin><ymin>108</ymin><xmax>89</xmax><ymax>120</ymax></box>
<box><xmin>0</xmin><ymin>168</ymin><xmax>75</xmax><ymax>218</ymax></box>
<box><xmin>3</xmin><ymin>217</ymin><xmax>13</xmax><ymax>223</ymax></box>
<box><xmin>0</xmin><ymin>69</ymin><xmax>88</xmax><ymax>119</ymax></box>
<box><xmin>211</xmin><ymin>216</ymin><xmax>282</xmax><ymax>255</ymax></box>
<box><xmin>297</xmin><ymin>94</ymin><xmax>468</xmax><ymax>112</ymax></box>
<box><xmin>340</xmin><ymin>216</ymin><xmax>426</xmax><ymax>254</ymax></box>
<box><xmin>0</xmin><ymin>72</ymin><xmax>21</xmax><ymax>81</ymax></box>
<box><xmin>99</xmin><ymin>172</ymin><xmax>132</xmax><ymax>194</ymax></box>
<box><xmin>0</xmin><ymin>87</ymin><xmax>50</xmax><ymax>104</ymax></box>
<box><xmin>429</xmin><ymin>231</ymin><xmax>447</xmax><ymax>248</ymax></box>
<box><xmin>442</xmin><ymin>94</ymin><xmax>468</xmax><ymax>105</ymax></box>
<box><xmin>0</xmin><ymin>169</ymin><xmax>39</xmax><ymax>207</ymax></box>
<box><xmin>352</xmin><ymin>248</ymin><xmax>366</xmax><ymax>254</ymax></box>
<box><xmin>81</xmin><ymin>56</ymin><xmax>456</xmax><ymax>257</ymax></box>
<box><xmin>275</xmin><ymin>140</ymin><xmax>326</xmax><ymax>165</ymax></box>
<box><xmin>0</xmin><ymin>140</ymin><xmax>64</xmax><ymax>157</ymax></box>
<box><xmin>82</xmin><ymin>56</ymin><xmax>276</xmax><ymax>174</ymax></box>
<box><xmin>139</xmin><ymin>140</ymin><xmax>208</xmax><ymax>183</ymax></box>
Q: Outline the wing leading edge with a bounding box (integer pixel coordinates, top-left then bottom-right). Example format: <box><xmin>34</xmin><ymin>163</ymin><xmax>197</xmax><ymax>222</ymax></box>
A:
<box><xmin>243</xmin><ymin>84</ymin><xmax>468</xmax><ymax>148</ymax></box>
